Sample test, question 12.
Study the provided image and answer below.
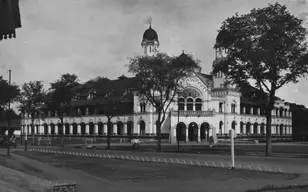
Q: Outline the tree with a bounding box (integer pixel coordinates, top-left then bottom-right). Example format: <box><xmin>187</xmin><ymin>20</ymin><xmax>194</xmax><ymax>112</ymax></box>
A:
<box><xmin>96</xmin><ymin>97</ymin><xmax>122</xmax><ymax>150</ymax></box>
<box><xmin>213</xmin><ymin>3</ymin><xmax>308</xmax><ymax>156</ymax></box>
<box><xmin>0</xmin><ymin>78</ymin><xmax>19</xmax><ymax>137</ymax></box>
<box><xmin>18</xmin><ymin>81</ymin><xmax>46</xmax><ymax>151</ymax></box>
<box><xmin>127</xmin><ymin>52</ymin><xmax>200</xmax><ymax>152</ymax></box>
<box><xmin>48</xmin><ymin>73</ymin><xmax>80</xmax><ymax>146</ymax></box>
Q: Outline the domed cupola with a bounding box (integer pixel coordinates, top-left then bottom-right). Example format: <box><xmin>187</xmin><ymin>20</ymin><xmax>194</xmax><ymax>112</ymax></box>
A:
<box><xmin>141</xmin><ymin>23</ymin><xmax>160</xmax><ymax>56</ymax></box>
<box><xmin>142</xmin><ymin>24</ymin><xmax>158</xmax><ymax>41</ymax></box>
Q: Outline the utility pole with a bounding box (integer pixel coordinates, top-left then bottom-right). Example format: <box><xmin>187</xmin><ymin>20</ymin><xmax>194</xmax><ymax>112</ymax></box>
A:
<box><xmin>7</xmin><ymin>69</ymin><xmax>11</xmax><ymax>156</ymax></box>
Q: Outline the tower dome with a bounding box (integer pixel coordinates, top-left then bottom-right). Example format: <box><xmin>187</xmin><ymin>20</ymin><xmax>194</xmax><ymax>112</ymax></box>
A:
<box><xmin>142</xmin><ymin>24</ymin><xmax>158</xmax><ymax>41</ymax></box>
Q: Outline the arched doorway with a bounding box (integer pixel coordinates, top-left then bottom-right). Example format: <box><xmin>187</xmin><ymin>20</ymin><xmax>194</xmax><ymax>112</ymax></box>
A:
<box><xmin>127</xmin><ymin>121</ymin><xmax>133</xmax><ymax>135</ymax></box>
<box><xmin>44</xmin><ymin>124</ymin><xmax>48</xmax><ymax>135</ymax></box>
<box><xmin>89</xmin><ymin>122</ymin><xmax>95</xmax><ymax>135</ymax></box>
<box><xmin>65</xmin><ymin>123</ymin><xmax>70</xmax><ymax>135</ymax></box>
<box><xmin>50</xmin><ymin>124</ymin><xmax>55</xmax><ymax>135</ymax></box>
<box><xmin>57</xmin><ymin>123</ymin><xmax>62</xmax><ymax>135</ymax></box>
<box><xmin>98</xmin><ymin>122</ymin><xmax>103</xmax><ymax>135</ymax></box>
<box><xmin>219</xmin><ymin>121</ymin><xmax>223</xmax><ymax>135</ymax></box>
<box><xmin>232</xmin><ymin>121</ymin><xmax>236</xmax><ymax>130</ymax></box>
<box><xmin>253</xmin><ymin>123</ymin><xmax>258</xmax><ymax>134</ymax></box>
<box><xmin>188</xmin><ymin>122</ymin><xmax>198</xmax><ymax>141</ymax></box>
<box><xmin>246</xmin><ymin>122</ymin><xmax>251</xmax><ymax>134</ymax></box>
<box><xmin>176</xmin><ymin>122</ymin><xmax>186</xmax><ymax>141</ymax></box>
<box><xmin>80</xmin><ymin>123</ymin><xmax>86</xmax><ymax>135</ymax></box>
<box><xmin>201</xmin><ymin>122</ymin><xmax>210</xmax><ymax>141</ymax></box>
<box><xmin>117</xmin><ymin>122</ymin><xmax>124</xmax><ymax>135</ymax></box>
<box><xmin>139</xmin><ymin>121</ymin><xmax>146</xmax><ymax>135</ymax></box>
<box><xmin>72</xmin><ymin>123</ymin><xmax>77</xmax><ymax>135</ymax></box>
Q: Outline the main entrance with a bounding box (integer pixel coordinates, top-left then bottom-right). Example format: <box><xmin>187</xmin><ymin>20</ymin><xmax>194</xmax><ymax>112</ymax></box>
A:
<box><xmin>201</xmin><ymin>122</ymin><xmax>210</xmax><ymax>141</ymax></box>
<box><xmin>176</xmin><ymin>122</ymin><xmax>186</xmax><ymax>141</ymax></box>
<box><xmin>188</xmin><ymin>122</ymin><xmax>198</xmax><ymax>141</ymax></box>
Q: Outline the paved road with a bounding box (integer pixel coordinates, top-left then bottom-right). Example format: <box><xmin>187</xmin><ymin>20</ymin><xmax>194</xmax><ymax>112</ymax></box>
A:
<box><xmin>0</xmin><ymin>148</ymin><xmax>124</xmax><ymax>192</ymax></box>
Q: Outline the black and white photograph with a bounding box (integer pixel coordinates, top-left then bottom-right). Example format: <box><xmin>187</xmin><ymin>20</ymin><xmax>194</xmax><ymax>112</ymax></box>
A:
<box><xmin>1</xmin><ymin>0</ymin><xmax>308</xmax><ymax>191</ymax></box>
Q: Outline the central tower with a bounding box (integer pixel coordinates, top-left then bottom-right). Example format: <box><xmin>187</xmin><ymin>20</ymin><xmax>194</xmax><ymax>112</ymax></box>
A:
<box><xmin>141</xmin><ymin>23</ymin><xmax>159</xmax><ymax>56</ymax></box>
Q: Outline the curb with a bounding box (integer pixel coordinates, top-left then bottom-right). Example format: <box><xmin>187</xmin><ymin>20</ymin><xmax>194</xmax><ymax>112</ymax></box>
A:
<box><xmin>27</xmin><ymin>147</ymin><xmax>284</xmax><ymax>173</ymax></box>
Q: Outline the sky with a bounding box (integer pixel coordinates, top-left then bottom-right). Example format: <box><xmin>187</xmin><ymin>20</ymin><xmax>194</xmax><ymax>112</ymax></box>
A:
<box><xmin>1</xmin><ymin>0</ymin><xmax>308</xmax><ymax>107</ymax></box>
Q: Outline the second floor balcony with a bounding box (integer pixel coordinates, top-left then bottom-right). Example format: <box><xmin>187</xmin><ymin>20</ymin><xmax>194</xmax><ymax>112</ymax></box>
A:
<box><xmin>171</xmin><ymin>110</ymin><xmax>214</xmax><ymax>117</ymax></box>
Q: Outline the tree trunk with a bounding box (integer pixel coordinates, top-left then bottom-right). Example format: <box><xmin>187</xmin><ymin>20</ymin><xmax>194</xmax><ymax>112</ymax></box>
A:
<box><xmin>265</xmin><ymin>89</ymin><xmax>275</xmax><ymax>157</ymax></box>
<box><xmin>60</xmin><ymin>118</ymin><xmax>64</xmax><ymax>146</ymax></box>
<box><xmin>107</xmin><ymin>121</ymin><xmax>111</xmax><ymax>150</ymax></box>
<box><xmin>265</xmin><ymin>111</ymin><xmax>272</xmax><ymax>156</ymax></box>
<box><xmin>156</xmin><ymin>122</ymin><xmax>162</xmax><ymax>152</ymax></box>
<box><xmin>31</xmin><ymin>119</ymin><xmax>35</xmax><ymax>145</ymax></box>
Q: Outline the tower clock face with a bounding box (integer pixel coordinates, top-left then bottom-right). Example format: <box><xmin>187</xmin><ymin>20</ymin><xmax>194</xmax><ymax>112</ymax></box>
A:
<box><xmin>152</xmin><ymin>46</ymin><xmax>158</xmax><ymax>53</ymax></box>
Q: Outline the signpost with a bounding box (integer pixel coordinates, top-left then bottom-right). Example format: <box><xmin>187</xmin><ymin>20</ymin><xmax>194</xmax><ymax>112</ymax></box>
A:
<box><xmin>229</xmin><ymin>129</ymin><xmax>235</xmax><ymax>169</ymax></box>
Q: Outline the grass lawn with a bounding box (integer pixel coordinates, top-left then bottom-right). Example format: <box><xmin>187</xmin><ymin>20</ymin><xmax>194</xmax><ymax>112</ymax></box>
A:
<box><xmin>13</xmin><ymin>151</ymin><xmax>308</xmax><ymax>192</ymax></box>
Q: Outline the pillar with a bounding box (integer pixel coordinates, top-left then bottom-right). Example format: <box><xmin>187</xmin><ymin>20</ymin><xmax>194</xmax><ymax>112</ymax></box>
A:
<box><xmin>123</xmin><ymin>123</ymin><xmax>127</xmax><ymax>135</ymax></box>
<box><xmin>242</xmin><ymin>124</ymin><xmax>246</xmax><ymax>134</ymax></box>
<box><xmin>85</xmin><ymin>124</ymin><xmax>89</xmax><ymax>134</ymax></box>
<box><xmin>94</xmin><ymin>124</ymin><xmax>98</xmax><ymax>135</ymax></box>
<box><xmin>185</xmin><ymin>128</ymin><xmax>189</xmax><ymax>142</ymax></box>
<box><xmin>55</xmin><ymin>125</ymin><xmax>58</xmax><ymax>134</ymax></box>
<box><xmin>69</xmin><ymin>124</ymin><xmax>73</xmax><ymax>135</ymax></box>
<box><xmin>257</xmin><ymin>108</ymin><xmax>260</xmax><ymax>115</ymax></box>
<box><xmin>197</xmin><ymin>127</ymin><xmax>201</xmax><ymax>142</ymax></box>
<box><xmin>113</xmin><ymin>123</ymin><xmax>117</xmax><ymax>135</ymax></box>
<box><xmin>103</xmin><ymin>124</ymin><xmax>107</xmax><ymax>135</ymax></box>
<box><xmin>243</xmin><ymin>107</ymin><xmax>246</xmax><ymax>114</ymax></box>
<box><xmin>77</xmin><ymin>124</ymin><xmax>81</xmax><ymax>134</ymax></box>
<box><xmin>257</xmin><ymin>124</ymin><xmax>260</xmax><ymax>134</ymax></box>
<box><xmin>289</xmin><ymin>126</ymin><xmax>292</xmax><ymax>135</ymax></box>
<box><xmin>48</xmin><ymin>125</ymin><xmax>51</xmax><ymax>134</ymax></box>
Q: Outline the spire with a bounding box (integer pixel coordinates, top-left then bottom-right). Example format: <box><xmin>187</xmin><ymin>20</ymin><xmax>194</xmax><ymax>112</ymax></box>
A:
<box><xmin>149</xmin><ymin>22</ymin><xmax>152</xmax><ymax>28</ymax></box>
<box><xmin>182</xmin><ymin>50</ymin><xmax>184</xmax><ymax>54</ymax></box>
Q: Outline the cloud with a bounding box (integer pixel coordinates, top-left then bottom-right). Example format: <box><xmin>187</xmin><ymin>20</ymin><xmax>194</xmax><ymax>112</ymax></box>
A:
<box><xmin>296</xmin><ymin>0</ymin><xmax>306</xmax><ymax>5</ymax></box>
<box><xmin>298</xmin><ymin>11</ymin><xmax>308</xmax><ymax>23</ymax></box>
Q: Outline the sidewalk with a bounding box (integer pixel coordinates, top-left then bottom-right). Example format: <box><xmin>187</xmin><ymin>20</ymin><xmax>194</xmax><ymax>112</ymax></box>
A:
<box><xmin>0</xmin><ymin>149</ymin><xmax>123</xmax><ymax>192</ymax></box>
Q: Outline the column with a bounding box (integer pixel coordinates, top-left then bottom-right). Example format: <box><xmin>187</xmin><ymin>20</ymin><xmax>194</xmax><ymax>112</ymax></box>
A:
<box><xmin>103</xmin><ymin>123</ymin><xmax>107</xmax><ymax>135</ymax></box>
<box><xmin>185</xmin><ymin>128</ymin><xmax>189</xmax><ymax>142</ymax></box>
<box><xmin>184</xmin><ymin>102</ymin><xmax>187</xmax><ymax>111</ymax></box>
<box><xmin>34</xmin><ymin>125</ymin><xmax>37</xmax><ymax>134</ymax></box>
<box><xmin>193</xmin><ymin>104</ymin><xmax>196</xmax><ymax>111</ymax></box>
<box><xmin>250</xmin><ymin>126</ymin><xmax>254</xmax><ymax>134</ymax></box>
<box><xmin>55</xmin><ymin>125</ymin><xmax>58</xmax><ymax>134</ymax></box>
<box><xmin>197</xmin><ymin>127</ymin><xmax>201</xmax><ymax>142</ymax></box>
<box><xmin>173</xmin><ymin>128</ymin><xmax>177</xmax><ymax>139</ymax></box>
<box><xmin>257</xmin><ymin>108</ymin><xmax>260</xmax><ymax>115</ymax></box>
<box><xmin>243</xmin><ymin>107</ymin><xmax>246</xmax><ymax>114</ymax></box>
<box><xmin>136</xmin><ymin>123</ymin><xmax>140</xmax><ymax>135</ymax></box>
<box><xmin>69</xmin><ymin>124</ymin><xmax>73</xmax><ymax>135</ymax></box>
<box><xmin>257</xmin><ymin>124</ymin><xmax>260</xmax><ymax>134</ymax></box>
<box><xmin>94</xmin><ymin>124</ymin><xmax>98</xmax><ymax>135</ymax></box>
<box><xmin>85</xmin><ymin>124</ymin><xmax>89</xmax><ymax>135</ymax></box>
<box><xmin>62</xmin><ymin>125</ymin><xmax>65</xmax><ymax>135</ymax></box>
<box><xmin>123</xmin><ymin>123</ymin><xmax>127</xmax><ymax>135</ymax></box>
<box><xmin>48</xmin><ymin>125</ymin><xmax>51</xmax><ymax>135</ymax></box>
<box><xmin>113</xmin><ymin>123</ymin><xmax>117</xmax><ymax>135</ymax></box>
<box><xmin>153</xmin><ymin>124</ymin><xmax>157</xmax><ymax>135</ymax></box>
<box><xmin>242</xmin><ymin>124</ymin><xmax>246</xmax><ymax>134</ymax></box>
<box><xmin>77</xmin><ymin>124</ymin><xmax>81</xmax><ymax>135</ymax></box>
<box><xmin>28</xmin><ymin>126</ymin><xmax>32</xmax><ymax>135</ymax></box>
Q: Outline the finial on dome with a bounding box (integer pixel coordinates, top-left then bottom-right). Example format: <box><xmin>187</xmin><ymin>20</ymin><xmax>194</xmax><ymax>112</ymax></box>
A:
<box><xmin>182</xmin><ymin>50</ymin><xmax>184</xmax><ymax>54</ymax></box>
<box><xmin>149</xmin><ymin>22</ymin><xmax>152</xmax><ymax>28</ymax></box>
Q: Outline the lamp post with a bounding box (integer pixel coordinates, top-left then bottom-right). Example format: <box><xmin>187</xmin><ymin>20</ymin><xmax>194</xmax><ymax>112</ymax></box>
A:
<box><xmin>7</xmin><ymin>69</ymin><xmax>11</xmax><ymax>156</ymax></box>
<box><xmin>177</xmin><ymin>91</ymin><xmax>180</xmax><ymax>152</ymax></box>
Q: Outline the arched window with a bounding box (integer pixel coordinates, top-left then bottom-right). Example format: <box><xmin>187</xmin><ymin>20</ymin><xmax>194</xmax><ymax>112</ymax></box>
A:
<box><xmin>219</xmin><ymin>102</ymin><xmax>223</xmax><ymax>113</ymax></box>
<box><xmin>186</xmin><ymin>98</ymin><xmax>193</xmax><ymax>111</ymax></box>
<box><xmin>231</xmin><ymin>101</ymin><xmax>236</xmax><ymax>113</ymax></box>
<box><xmin>178</xmin><ymin>98</ymin><xmax>185</xmax><ymax>111</ymax></box>
<box><xmin>195</xmin><ymin>98</ymin><xmax>202</xmax><ymax>111</ymax></box>
<box><xmin>219</xmin><ymin>121</ymin><xmax>223</xmax><ymax>135</ymax></box>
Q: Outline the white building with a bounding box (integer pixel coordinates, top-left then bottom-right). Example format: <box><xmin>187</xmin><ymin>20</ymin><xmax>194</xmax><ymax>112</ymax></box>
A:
<box><xmin>21</xmin><ymin>25</ymin><xmax>292</xmax><ymax>143</ymax></box>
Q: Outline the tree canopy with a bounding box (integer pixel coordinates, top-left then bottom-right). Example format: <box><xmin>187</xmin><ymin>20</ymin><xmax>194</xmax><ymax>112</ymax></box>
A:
<box><xmin>0</xmin><ymin>78</ymin><xmax>19</xmax><ymax>108</ymax></box>
<box><xmin>18</xmin><ymin>81</ymin><xmax>46</xmax><ymax>120</ymax></box>
<box><xmin>213</xmin><ymin>2</ymin><xmax>308</xmax><ymax>156</ymax></box>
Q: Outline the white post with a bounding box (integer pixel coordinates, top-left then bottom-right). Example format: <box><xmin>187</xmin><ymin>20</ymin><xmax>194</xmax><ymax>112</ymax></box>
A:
<box><xmin>229</xmin><ymin>129</ymin><xmax>235</xmax><ymax>169</ymax></box>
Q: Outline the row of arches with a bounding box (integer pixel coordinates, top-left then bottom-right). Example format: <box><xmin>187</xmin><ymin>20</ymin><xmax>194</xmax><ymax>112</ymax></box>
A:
<box><xmin>24</xmin><ymin>121</ymin><xmax>147</xmax><ymax>136</ymax></box>
<box><xmin>218</xmin><ymin>121</ymin><xmax>291</xmax><ymax>135</ymax></box>
<box><xmin>178</xmin><ymin>98</ymin><xmax>202</xmax><ymax>111</ymax></box>
<box><xmin>176</xmin><ymin>122</ymin><xmax>211</xmax><ymax>142</ymax></box>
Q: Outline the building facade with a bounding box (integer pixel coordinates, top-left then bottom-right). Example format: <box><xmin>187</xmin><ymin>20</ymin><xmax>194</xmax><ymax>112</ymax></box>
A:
<box><xmin>21</xmin><ymin>25</ymin><xmax>293</xmax><ymax>143</ymax></box>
